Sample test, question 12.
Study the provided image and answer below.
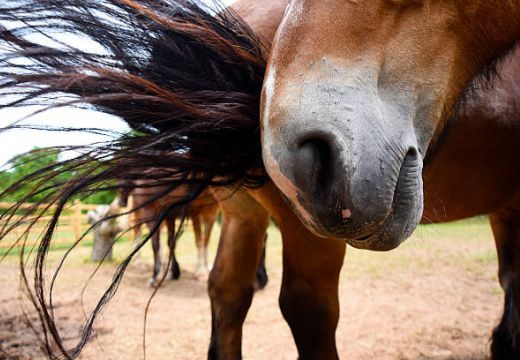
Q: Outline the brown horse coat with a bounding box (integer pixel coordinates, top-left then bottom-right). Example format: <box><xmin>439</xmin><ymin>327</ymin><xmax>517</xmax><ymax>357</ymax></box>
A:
<box><xmin>204</xmin><ymin>1</ymin><xmax>520</xmax><ymax>359</ymax></box>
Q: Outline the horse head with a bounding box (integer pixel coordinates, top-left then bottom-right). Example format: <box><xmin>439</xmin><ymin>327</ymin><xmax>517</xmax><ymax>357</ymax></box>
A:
<box><xmin>261</xmin><ymin>0</ymin><xmax>520</xmax><ymax>250</ymax></box>
<box><xmin>116</xmin><ymin>179</ymin><xmax>135</xmax><ymax>208</ymax></box>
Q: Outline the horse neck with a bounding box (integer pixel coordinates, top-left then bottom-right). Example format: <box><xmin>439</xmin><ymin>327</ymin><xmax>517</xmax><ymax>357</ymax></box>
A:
<box><xmin>456</xmin><ymin>2</ymin><xmax>520</xmax><ymax>72</ymax></box>
<box><xmin>232</xmin><ymin>0</ymin><xmax>289</xmax><ymax>42</ymax></box>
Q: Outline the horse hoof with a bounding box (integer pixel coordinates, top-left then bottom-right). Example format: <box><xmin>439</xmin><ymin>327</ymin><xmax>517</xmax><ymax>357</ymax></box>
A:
<box><xmin>491</xmin><ymin>286</ymin><xmax>520</xmax><ymax>360</ymax></box>
<box><xmin>170</xmin><ymin>264</ymin><xmax>181</xmax><ymax>280</ymax></box>
<box><xmin>148</xmin><ymin>278</ymin><xmax>158</xmax><ymax>288</ymax></box>
<box><xmin>254</xmin><ymin>271</ymin><xmax>269</xmax><ymax>291</ymax></box>
<box><xmin>194</xmin><ymin>268</ymin><xmax>209</xmax><ymax>282</ymax></box>
<box><xmin>491</xmin><ymin>322</ymin><xmax>520</xmax><ymax>359</ymax></box>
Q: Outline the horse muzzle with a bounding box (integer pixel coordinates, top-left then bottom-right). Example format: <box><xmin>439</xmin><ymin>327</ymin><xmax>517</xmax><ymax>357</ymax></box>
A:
<box><xmin>263</xmin><ymin>122</ymin><xmax>424</xmax><ymax>251</ymax></box>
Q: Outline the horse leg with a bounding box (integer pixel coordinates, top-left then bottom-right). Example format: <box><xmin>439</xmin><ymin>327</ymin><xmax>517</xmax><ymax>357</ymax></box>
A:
<box><xmin>197</xmin><ymin>212</ymin><xmax>217</xmax><ymax>280</ymax></box>
<box><xmin>278</xmin><ymin>221</ymin><xmax>345</xmax><ymax>359</ymax></box>
<box><xmin>192</xmin><ymin>215</ymin><xmax>206</xmax><ymax>280</ymax></box>
<box><xmin>254</xmin><ymin>233</ymin><xmax>268</xmax><ymax>290</ymax></box>
<box><xmin>133</xmin><ymin>222</ymin><xmax>142</xmax><ymax>244</ymax></box>
<box><xmin>128</xmin><ymin>211</ymin><xmax>143</xmax><ymax>262</ymax></box>
<box><xmin>490</xmin><ymin>208</ymin><xmax>520</xmax><ymax>359</ymax></box>
<box><xmin>207</xmin><ymin>189</ymin><xmax>269</xmax><ymax>359</ymax></box>
<box><xmin>148</xmin><ymin>221</ymin><xmax>161</xmax><ymax>287</ymax></box>
<box><xmin>250</xmin><ymin>185</ymin><xmax>345</xmax><ymax>359</ymax></box>
<box><xmin>166</xmin><ymin>217</ymin><xmax>181</xmax><ymax>280</ymax></box>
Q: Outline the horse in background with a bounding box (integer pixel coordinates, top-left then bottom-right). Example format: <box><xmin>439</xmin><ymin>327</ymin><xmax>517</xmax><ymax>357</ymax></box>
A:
<box><xmin>117</xmin><ymin>180</ymin><xmax>269</xmax><ymax>288</ymax></box>
<box><xmin>117</xmin><ymin>179</ymin><xmax>219</xmax><ymax>285</ymax></box>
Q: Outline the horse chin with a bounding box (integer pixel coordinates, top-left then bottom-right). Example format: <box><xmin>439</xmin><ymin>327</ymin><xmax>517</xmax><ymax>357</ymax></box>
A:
<box><xmin>291</xmin><ymin>178</ymin><xmax>424</xmax><ymax>252</ymax></box>
<box><xmin>346</xmin><ymin>211</ymin><xmax>421</xmax><ymax>251</ymax></box>
<box><xmin>304</xmin><ymin>205</ymin><xmax>423</xmax><ymax>251</ymax></box>
<box><xmin>339</xmin><ymin>185</ymin><xmax>423</xmax><ymax>251</ymax></box>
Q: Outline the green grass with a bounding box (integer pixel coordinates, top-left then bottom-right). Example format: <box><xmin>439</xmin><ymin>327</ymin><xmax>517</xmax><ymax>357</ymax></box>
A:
<box><xmin>342</xmin><ymin>216</ymin><xmax>495</xmax><ymax>279</ymax></box>
<box><xmin>0</xmin><ymin>236</ymin><xmax>134</xmax><ymax>257</ymax></box>
<box><xmin>0</xmin><ymin>216</ymin><xmax>495</xmax><ymax>279</ymax></box>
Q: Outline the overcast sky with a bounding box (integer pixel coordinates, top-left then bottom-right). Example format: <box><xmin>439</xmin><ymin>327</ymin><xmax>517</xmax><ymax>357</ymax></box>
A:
<box><xmin>0</xmin><ymin>0</ymin><xmax>238</xmax><ymax>167</ymax></box>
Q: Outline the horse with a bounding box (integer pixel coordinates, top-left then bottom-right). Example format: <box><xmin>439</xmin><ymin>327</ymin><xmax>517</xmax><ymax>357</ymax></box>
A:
<box><xmin>117</xmin><ymin>180</ymin><xmax>220</xmax><ymax>285</ymax></box>
<box><xmin>206</xmin><ymin>1</ymin><xmax>520</xmax><ymax>359</ymax></box>
<box><xmin>0</xmin><ymin>0</ymin><xmax>519</xmax><ymax>359</ymax></box>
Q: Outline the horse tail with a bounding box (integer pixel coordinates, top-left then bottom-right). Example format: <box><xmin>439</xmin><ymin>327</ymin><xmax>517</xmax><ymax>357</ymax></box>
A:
<box><xmin>0</xmin><ymin>1</ymin><xmax>268</xmax><ymax>357</ymax></box>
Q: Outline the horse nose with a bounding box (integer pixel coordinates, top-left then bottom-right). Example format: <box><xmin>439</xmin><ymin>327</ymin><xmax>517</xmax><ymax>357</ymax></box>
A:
<box><xmin>293</xmin><ymin>134</ymin><xmax>338</xmax><ymax>204</ymax></box>
<box><xmin>290</xmin><ymin>131</ymin><xmax>395</xmax><ymax>238</ymax></box>
<box><xmin>118</xmin><ymin>196</ymin><xmax>128</xmax><ymax>208</ymax></box>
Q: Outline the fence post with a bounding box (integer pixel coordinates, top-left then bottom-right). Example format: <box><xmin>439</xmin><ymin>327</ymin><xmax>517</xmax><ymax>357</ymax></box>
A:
<box><xmin>73</xmin><ymin>201</ymin><xmax>82</xmax><ymax>240</ymax></box>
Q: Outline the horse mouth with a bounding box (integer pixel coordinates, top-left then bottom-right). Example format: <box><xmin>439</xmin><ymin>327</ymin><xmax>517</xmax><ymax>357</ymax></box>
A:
<box><xmin>280</xmin><ymin>151</ymin><xmax>424</xmax><ymax>250</ymax></box>
<box><xmin>354</xmin><ymin>231</ymin><xmax>378</xmax><ymax>242</ymax></box>
<box><xmin>346</xmin><ymin>155</ymin><xmax>424</xmax><ymax>251</ymax></box>
<box><xmin>347</xmin><ymin>223</ymin><xmax>401</xmax><ymax>251</ymax></box>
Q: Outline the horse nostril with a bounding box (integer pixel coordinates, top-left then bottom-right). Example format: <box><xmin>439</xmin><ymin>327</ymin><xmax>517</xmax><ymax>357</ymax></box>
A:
<box><xmin>294</xmin><ymin>137</ymin><xmax>332</xmax><ymax>195</ymax></box>
<box><xmin>405</xmin><ymin>147</ymin><xmax>418</xmax><ymax>161</ymax></box>
<box><xmin>401</xmin><ymin>147</ymin><xmax>420</xmax><ymax>172</ymax></box>
<box><xmin>299</xmin><ymin>138</ymin><xmax>331</xmax><ymax>171</ymax></box>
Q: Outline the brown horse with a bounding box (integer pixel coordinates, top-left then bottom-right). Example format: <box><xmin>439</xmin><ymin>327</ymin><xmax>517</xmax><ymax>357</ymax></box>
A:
<box><xmin>117</xmin><ymin>180</ymin><xmax>219</xmax><ymax>285</ymax></box>
<box><xmin>0</xmin><ymin>1</ymin><xmax>519</xmax><ymax>359</ymax></box>
<box><xmin>203</xmin><ymin>1</ymin><xmax>520</xmax><ymax>359</ymax></box>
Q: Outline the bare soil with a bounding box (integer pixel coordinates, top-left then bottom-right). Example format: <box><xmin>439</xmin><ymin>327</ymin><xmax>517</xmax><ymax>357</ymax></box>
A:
<box><xmin>0</xmin><ymin>219</ymin><xmax>502</xmax><ymax>359</ymax></box>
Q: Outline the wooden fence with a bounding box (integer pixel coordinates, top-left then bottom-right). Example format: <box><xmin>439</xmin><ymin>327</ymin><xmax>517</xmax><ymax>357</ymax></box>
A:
<box><xmin>0</xmin><ymin>201</ymin><xmax>99</xmax><ymax>250</ymax></box>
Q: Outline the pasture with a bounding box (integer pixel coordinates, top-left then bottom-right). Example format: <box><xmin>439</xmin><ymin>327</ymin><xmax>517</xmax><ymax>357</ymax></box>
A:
<box><xmin>0</xmin><ymin>217</ymin><xmax>501</xmax><ymax>359</ymax></box>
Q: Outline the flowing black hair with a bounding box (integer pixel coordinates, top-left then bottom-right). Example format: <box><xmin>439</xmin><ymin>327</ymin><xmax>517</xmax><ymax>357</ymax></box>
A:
<box><xmin>0</xmin><ymin>0</ymin><xmax>269</xmax><ymax>358</ymax></box>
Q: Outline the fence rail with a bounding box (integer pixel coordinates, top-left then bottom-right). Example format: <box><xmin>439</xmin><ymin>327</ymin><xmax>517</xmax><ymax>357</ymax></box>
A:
<box><xmin>0</xmin><ymin>201</ymin><xmax>99</xmax><ymax>250</ymax></box>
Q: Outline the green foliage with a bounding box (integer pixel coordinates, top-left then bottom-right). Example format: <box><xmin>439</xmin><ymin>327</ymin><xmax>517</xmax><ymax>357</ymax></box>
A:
<box><xmin>0</xmin><ymin>147</ymin><xmax>116</xmax><ymax>204</ymax></box>
<box><xmin>82</xmin><ymin>189</ymin><xmax>116</xmax><ymax>204</ymax></box>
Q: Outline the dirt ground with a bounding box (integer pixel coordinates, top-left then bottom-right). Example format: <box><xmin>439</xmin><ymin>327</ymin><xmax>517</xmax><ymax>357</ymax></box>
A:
<box><xmin>0</xmin><ymin>218</ymin><xmax>503</xmax><ymax>359</ymax></box>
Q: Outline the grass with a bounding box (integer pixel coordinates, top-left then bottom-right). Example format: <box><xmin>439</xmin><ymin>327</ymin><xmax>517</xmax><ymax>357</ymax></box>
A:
<box><xmin>342</xmin><ymin>216</ymin><xmax>495</xmax><ymax>279</ymax></box>
<box><xmin>0</xmin><ymin>216</ymin><xmax>496</xmax><ymax>281</ymax></box>
<box><xmin>0</xmin><ymin>232</ymin><xmax>133</xmax><ymax>257</ymax></box>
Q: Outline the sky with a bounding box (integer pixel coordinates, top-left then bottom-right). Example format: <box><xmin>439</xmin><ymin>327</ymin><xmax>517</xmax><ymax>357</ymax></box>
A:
<box><xmin>0</xmin><ymin>0</ymin><xmax>238</xmax><ymax>167</ymax></box>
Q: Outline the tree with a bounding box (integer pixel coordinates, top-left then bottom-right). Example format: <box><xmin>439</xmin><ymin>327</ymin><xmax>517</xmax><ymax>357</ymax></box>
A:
<box><xmin>0</xmin><ymin>148</ymin><xmax>115</xmax><ymax>204</ymax></box>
